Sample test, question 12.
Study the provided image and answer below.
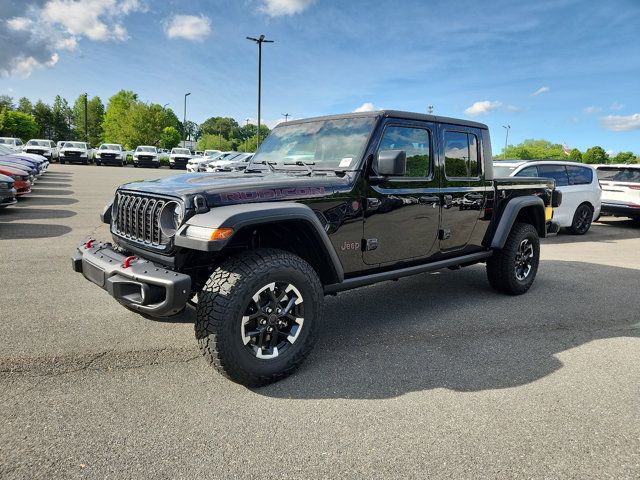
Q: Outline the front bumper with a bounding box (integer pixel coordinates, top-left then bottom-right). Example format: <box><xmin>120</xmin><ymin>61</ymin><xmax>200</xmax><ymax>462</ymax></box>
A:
<box><xmin>134</xmin><ymin>158</ymin><xmax>159</xmax><ymax>167</ymax></box>
<box><xmin>71</xmin><ymin>240</ymin><xmax>191</xmax><ymax>317</ymax></box>
<box><xmin>0</xmin><ymin>188</ymin><xmax>17</xmax><ymax>207</ymax></box>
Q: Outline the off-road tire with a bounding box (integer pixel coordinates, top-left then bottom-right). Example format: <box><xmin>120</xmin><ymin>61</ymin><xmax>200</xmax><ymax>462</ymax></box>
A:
<box><xmin>195</xmin><ymin>248</ymin><xmax>323</xmax><ymax>387</ymax></box>
<box><xmin>569</xmin><ymin>203</ymin><xmax>593</xmax><ymax>235</ymax></box>
<box><xmin>487</xmin><ymin>222</ymin><xmax>540</xmax><ymax>295</ymax></box>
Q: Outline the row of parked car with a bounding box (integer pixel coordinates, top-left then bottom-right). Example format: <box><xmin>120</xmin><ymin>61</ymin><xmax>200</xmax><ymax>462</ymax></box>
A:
<box><xmin>0</xmin><ymin>144</ymin><xmax>50</xmax><ymax>208</ymax></box>
<box><xmin>494</xmin><ymin>160</ymin><xmax>640</xmax><ymax>234</ymax></box>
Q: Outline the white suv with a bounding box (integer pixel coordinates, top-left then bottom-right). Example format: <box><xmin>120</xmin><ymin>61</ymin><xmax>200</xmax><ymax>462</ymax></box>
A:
<box><xmin>169</xmin><ymin>147</ymin><xmax>192</xmax><ymax>170</ymax></box>
<box><xmin>595</xmin><ymin>164</ymin><xmax>640</xmax><ymax>221</ymax></box>
<box><xmin>494</xmin><ymin>160</ymin><xmax>601</xmax><ymax>234</ymax></box>
<box><xmin>24</xmin><ymin>139</ymin><xmax>57</xmax><ymax>161</ymax></box>
<box><xmin>0</xmin><ymin>137</ymin><xmax>24</xmax><ymax>151</ymax></box>
<box><xmin>59</xmin><ymin>141</ymin><xmax>92</xmax><ymax>165</ymax></box>
<box><xmin>133</xmin><ymin>146</ymin><xmax>159</xmax><ymax>168</ymax></box>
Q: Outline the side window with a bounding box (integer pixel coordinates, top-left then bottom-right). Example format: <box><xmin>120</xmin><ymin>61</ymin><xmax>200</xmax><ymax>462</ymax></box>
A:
<box><xmin>566</xmin><ymin>165</ymin><xmax>593</xmax><ymax>185</ymax></box>
<box><xmin>537</xmin><ymin>164</ymin><xmax>569</xmax><ymax>187</ymax></box>
<box><xmin>444</xmin><ymin>131</ymin><xmax>480</xmax><ymax>178</ymax></box>
<box><xmin>516</xmin><ymin>165</ymin><xmax>539</xmax><ymax>177</ymax></box>
<box><xmin>16</xmin><ymin>139</ymin><xmax>22</xmax><ymax>146</ymax></box>
<box><xmin>378</xmin><ymin>126</ymin><xmax>431</xmax><ymax>177</ymax></box>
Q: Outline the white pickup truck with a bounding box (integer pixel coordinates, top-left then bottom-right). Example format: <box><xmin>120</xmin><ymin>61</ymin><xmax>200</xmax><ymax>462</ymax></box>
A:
<box><xmin>95</xmin><ymin>143</ymin><xmax>126</xmax><ymax>166</ymax></box>
<box><xmin>59</xmin><ymin>141</ymin><xmax>92</xmax><ymax>165</ymax></box>
<box><xmin>169</xmin><ymin>147</ymin><xmax>192</xmax><ymax>170</ymax></box>
<box><xmin>24</xmin><ymin>139</ymin><xmax>58</xmax><ymax>162</ymax></box>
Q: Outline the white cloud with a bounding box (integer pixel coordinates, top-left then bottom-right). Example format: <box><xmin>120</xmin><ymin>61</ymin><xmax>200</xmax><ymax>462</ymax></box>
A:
<box><xmin>7</xmin><ymin>17</ymin><xmax>33</xmax><ymax>31</ymax></box>
<box><xmin>600</xmin><ymin>114</ymin><xmax>640</xmax><ymax>132</ymax></box>
<box><xmin>353</xmin><ymin>102</ymin><xmax>377</xmax><ymax>113</ymax></box>
<box><xmin>464</xmin><ymin>100</ymin><xmax>502</xmax><ymax>116</ymax></box>
<box><xmin>164</xmin><ymin>15</ymin><xmax>211</xmax><ymax>41</ymax></box>
<box><xmin>610</xmin><ymin>101</ymin><xmax>624</xmax><ymax>111</ymax></box>
<box><xmin>1</xmin><ymin>0</ymin><xmax>146</xmax><ymax>77</ymax></box>
<box><xmin>41</xmin><ymin>0</ymin><xmax>146</xmax><ymax>41</ymax></box>
<box><xmin>530</xmin><ymin>86</ymin><xmax>550</xmax><ymax>96</ymax></box>
<box><xmin>505</xmin><ymin>105</ymin><xmax>521</xmax><ymax>113</ymax></box>
<box><xmin>583</xmin><ymin>105</ymin><xmax>602</xmax><ymax>114</ymax></box>
<box><xmin>259</xmin><ymin>0</ymin><xmax>315</xmax><ymax>16</ymax></box>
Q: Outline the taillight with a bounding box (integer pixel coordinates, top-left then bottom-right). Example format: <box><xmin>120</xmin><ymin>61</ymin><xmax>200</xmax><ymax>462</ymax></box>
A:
<box><xmin>628</xmin><ymin>185</ymin><xmax>640</xmax><ymax>190</ymax></box>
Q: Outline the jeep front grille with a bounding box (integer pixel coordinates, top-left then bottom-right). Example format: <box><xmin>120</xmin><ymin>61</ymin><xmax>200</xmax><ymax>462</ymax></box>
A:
<box><xmin>112</xmin><ymin>192</ymin><xmax>167</xmax><ymax>246</ymax></box>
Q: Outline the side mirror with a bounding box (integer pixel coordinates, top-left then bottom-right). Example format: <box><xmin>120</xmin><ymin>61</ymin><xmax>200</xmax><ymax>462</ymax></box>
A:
<box><xmin>374</xmin><ymin>149</ymin><xmax>406</xmax><ymax>176</ymax></box>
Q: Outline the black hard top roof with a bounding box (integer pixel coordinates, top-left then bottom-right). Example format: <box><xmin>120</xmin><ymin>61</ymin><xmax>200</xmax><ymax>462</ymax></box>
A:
<box><xmin>282</xmin><ymin>110</ymin><xmax>488</xmax><ymax>130</ymax></box>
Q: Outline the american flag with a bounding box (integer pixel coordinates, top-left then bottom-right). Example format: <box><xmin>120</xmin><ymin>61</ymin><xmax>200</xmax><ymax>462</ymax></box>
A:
<box><xmin>562</xmin><ymin>143</ymin><xmax>571</xmax><ymax>156</ymax></box>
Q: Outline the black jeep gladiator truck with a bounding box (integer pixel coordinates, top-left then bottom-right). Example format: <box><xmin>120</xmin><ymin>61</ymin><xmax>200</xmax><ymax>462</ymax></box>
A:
<box><xmin>72</xmin><ymin>111</ymin><xmax>561</xmax><ymax>386</ymax></box>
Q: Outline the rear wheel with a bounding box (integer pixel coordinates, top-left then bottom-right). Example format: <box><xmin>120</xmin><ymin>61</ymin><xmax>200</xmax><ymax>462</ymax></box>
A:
<box><xmin>195</xmin><ymin>249</ymin><xmax>323</xmax><ymax>387</ymax></box>
<box><xmin>570</xmin><ymin>203</ymin><xmax>593</xmax><ymax>235</ymax></box>
<box><xmin>487</xmin><ymin>222</ymin><xmax>540</xmax><ymax>295</ymax></box>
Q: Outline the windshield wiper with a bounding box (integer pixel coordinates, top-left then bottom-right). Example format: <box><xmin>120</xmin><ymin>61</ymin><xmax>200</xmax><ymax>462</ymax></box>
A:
<box><xmin>247</xmin><ymin>160</ymin><xmax>276</xmax><ymax>173</ymax></box>
<box><xmin>283</xmin><ymin>160</ymin><xmax>314</xmax><ymax>175</ymax></box>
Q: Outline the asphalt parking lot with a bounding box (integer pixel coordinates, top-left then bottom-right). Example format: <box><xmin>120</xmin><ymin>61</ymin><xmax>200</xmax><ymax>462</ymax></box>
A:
<box><xmin>1</xmin><ymin>164</ymin><xmax>639</xmax><ymax>479</ymax></box>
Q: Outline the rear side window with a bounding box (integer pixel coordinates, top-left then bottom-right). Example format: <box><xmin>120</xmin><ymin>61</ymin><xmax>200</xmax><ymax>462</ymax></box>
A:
<box><xmin>378</xmin><ymin>126</ymin><xmax>431</xmax><ymax>177</ymax></box>
<box><xmin>515</xmin><ymin>165</ymin><xmax>539</xmax><ymax>177</ymax></box>
<box><xmin>537</xmin><ymin>164</ymin><xmax>569</xmax><ymax>187</ymax></box>
<box><xmin>566</xmin><ymin>165</ymin><xmax>593</xmax><ymax>185</ymax></box>
<box><xmin>597</xmin><ymin>167</ymin><xmax>640</xmax><ymax>183</ymax></box>
<box><xmin>444</xmin><ymin>131</ymin><xmax>480</xmax><ymax>178</ymax></box>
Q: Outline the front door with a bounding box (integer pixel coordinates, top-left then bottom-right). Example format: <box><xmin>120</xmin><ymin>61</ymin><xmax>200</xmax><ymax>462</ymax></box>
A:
<box><xmin>363</xmin><ymin>121</ymin><xmax>440</xmax><ymax>265</ymax></box>
<box><xmin>439</xmin><ymin>126</ymin><xmax>490</xmax><ymax>251</ymax></box>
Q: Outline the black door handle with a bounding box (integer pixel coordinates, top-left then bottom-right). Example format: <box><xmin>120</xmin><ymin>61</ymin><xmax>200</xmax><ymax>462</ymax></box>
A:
<box><xmin>419</xmin><ymin>196</ymin><xmax>439</xmax><ymax>204</ymax></box>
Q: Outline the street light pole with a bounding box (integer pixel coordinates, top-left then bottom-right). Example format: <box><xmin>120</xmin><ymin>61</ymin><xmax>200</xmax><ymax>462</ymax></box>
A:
<box><xmin>283</xmin><ymin>113</ymin><xmax>290</xmax><ymax>122</ymax></box>
<box><xmin>183</xmin><ymin>92</ymin><xmax>191</xmax><ymax>148</ymax></box>
<box><xmin>502</xmin><ymin>125</ymin><xmax>511</xmax><ymax>160</ymax></box>
<box><xmin>246</xmin><ymin>34</ymin><xmax>274</xmax><ymax>150</ymax></box>
<box><xmin>84</xmin><ymin>93</ymin><xmax>88</xmax><ymax>143</ymax></box>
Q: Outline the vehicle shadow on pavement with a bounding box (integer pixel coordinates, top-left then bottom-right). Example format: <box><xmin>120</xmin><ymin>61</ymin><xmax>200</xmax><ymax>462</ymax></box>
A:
<box><xmin>15</xmin><ymin>196</ymin><xmax>79</xmax><ymax>206</ymax></box>
<box><xmin>0</xmin><ymin>223</ymin><xmax>72</xmax><ymax>239</ymax></box>
<box><xmin>257</xmin><ymin>260</ymin><xmax>640</xmax><ymax>399</ymax></box>
<box><xmin>0</xmin><ymin>207</ymin><xmax>76</xmax><ymax>222</ymax></box>
<box><xmin>543</xmin><ymin>221</ymin><xmax>640</xmax><ymax>245</ymax></box>
<box><xmin>27</xmin><ymin>188</ymin><xmax>74</xmax><ymax>196</ymax></box>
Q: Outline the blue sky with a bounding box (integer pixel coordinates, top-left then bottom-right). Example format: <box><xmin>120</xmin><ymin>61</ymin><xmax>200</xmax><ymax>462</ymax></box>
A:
<box><xmin>1</xmin><ymin>0</ymin><xmax>639</xmax><ymax>155</ymax></box>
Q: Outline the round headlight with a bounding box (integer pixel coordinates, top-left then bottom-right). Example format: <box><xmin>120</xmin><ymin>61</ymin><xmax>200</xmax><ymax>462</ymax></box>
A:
<box><xmin>159</xmin><ymin>201</ymin><xmax>184</xmax><ymax>237</ymax></box>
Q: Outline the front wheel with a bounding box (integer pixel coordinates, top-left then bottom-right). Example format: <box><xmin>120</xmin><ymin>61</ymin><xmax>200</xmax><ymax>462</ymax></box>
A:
<box><xmin>195</xmin><ymin>249</ymin><xmax>323</xmax><ymax>387</ymax></box>
<box><xmin>487</xmin><ymin>222</ymin><xmax>540</xmax><ymax>295</ymax></box>
<box><xmin>570</xmin><ymin>204</ymin><xmax>593</xmax><ymax>235</ymax></box>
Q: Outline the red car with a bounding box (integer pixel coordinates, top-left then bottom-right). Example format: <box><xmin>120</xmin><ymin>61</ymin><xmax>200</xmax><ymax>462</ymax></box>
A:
<box><xmin>0</xmin><ymin>164</ymin><xmax>31</xmax><ymax>196</ymax></box>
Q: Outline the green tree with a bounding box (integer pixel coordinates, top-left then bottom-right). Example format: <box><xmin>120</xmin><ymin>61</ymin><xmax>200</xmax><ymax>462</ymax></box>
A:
<box><xmin>51</xmin><ymin>95</ymin><xmax>73</xmax><ymax>141</ymax></box>
<box><xmin>569</xmin><ymin>148</ymin><xmax>582</xmax><ymax>161</ymax></box>
<box><xmin>197</xmin><ymin>133</ymin><xmax>235</xmax><ymax>151</ymax></box>
<box><xmin>32</xmin><ymin>100</ymin><xmax>53</xmax><ymax>138</ymax></box>
<box><xmin>160</xmin><ymin>126</ymin><xmax>181</xmax><ymax>149</ymax></box>
<box><xmin>0</xmin><ymin>95</ymin><xmax>14</xmax><ymax>112</ymax></box>
<box><xmin>582</xmin><ymin>146</ymin><xmax>609</xmax><ymax>164</ymax></box>
<box><xmin>501</xmin><ymin>139</ymin><xmax>565</xmax><ymax>160</ymax></box>
<box><xmin>612</xmin><ymin>151</ymin><xmax>637</xmax><ymax>164</ymax></box>
<box><xmin>0</xmin><ymin>111</ymin><xmax>38</xmax><ymax>140</ymax></box>
<box><xmin>102</xmin><ymin>90</ymin><xmax>139</xmax><ymax>147</ymax></box>
<box><xmin>200</xmin><ymin>116</ymin><xmax>239</xmax><ymax>138</ymax></box>
<box><xmin>73</xmin><ymin>94</ymin><xmax>105</xmax><ymax>145</ymax></box>
<box><xmin>17</xmin><ymin>97</ymin><xmax>33</xmax><ymax>115</ymax></box>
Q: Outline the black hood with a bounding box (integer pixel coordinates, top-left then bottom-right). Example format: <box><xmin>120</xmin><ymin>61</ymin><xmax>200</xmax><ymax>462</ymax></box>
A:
<box><xmin>118</xmin><ymin>171</ymin><xmax>355</xmax><ymax>208</ymax></box>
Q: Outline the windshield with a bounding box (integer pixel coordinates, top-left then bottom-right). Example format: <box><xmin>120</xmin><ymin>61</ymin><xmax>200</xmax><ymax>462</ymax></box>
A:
<box><xmin>63</xmin><ymin>142</ymin><xmax>85</xmax><ymax>149</ymax></box>
<box><xmin>596</xmin><ymin>167</ymin><xmax>640</xmax><ymax>183</ymax></box>
<box><xmin>172</xmin><ymin>148</ymin><xmax>190</xmax><ymax>154</ymax></box>
<box><xmin>251</xmin><ymin>117</ymin><xmax>376</xmax><ymax>170</ymax></box>
<box><xmin>136</xmin><ymin>147</ymin><xmax>156</xmax><ymax>153</ymax></box>
<box><xmin>27</xmin><ymin>140</ymin><xmax>50</xmax><ymax>146</ymax></box>
<box><xmin>100</xmin><ymin>144</ymin><xmax>122</xmax><ymax>151</ymax></box>
<box><xmin>493</xmin><ymin>165</ymin><xmax>520</xmax><ymax>177</ymax></box>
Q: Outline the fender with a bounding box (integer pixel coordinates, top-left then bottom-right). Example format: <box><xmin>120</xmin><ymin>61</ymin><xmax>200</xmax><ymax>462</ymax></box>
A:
<box><xmin>489</xmin><ymin>196</ymin><xmax>545</xmax><ymax>250</ymax></box>
<box><xmin>174</xmin><ymin>201</ymin><xmax>344</xmax><ymax>282</ymax></box>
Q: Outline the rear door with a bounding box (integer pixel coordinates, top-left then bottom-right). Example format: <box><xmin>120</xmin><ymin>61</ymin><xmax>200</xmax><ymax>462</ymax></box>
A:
<box><xmin>535</xmin><ymin>164</ymin><xmax>572</xmax><ymax>226</ymax></box>
<box><xmin>363</xmin><ymin>119</ymin><xmax>440</xmax><ymax>265</ymax></box>
<box><xmin>439</xmin><ymin>126</ymin><xmax>490</xmax><ymax>251</ymax></box>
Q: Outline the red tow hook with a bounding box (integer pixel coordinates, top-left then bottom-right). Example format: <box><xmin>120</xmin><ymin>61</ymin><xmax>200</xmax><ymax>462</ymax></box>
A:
<box><xmin>123</xmin><ymin>256</ymin><xmax>136</xmax><ymax>269</ymax></box>
<box><xmin>84</xmin><ymin>239</ymin><xmax>95</xmax><ymax>249</ymax></box>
